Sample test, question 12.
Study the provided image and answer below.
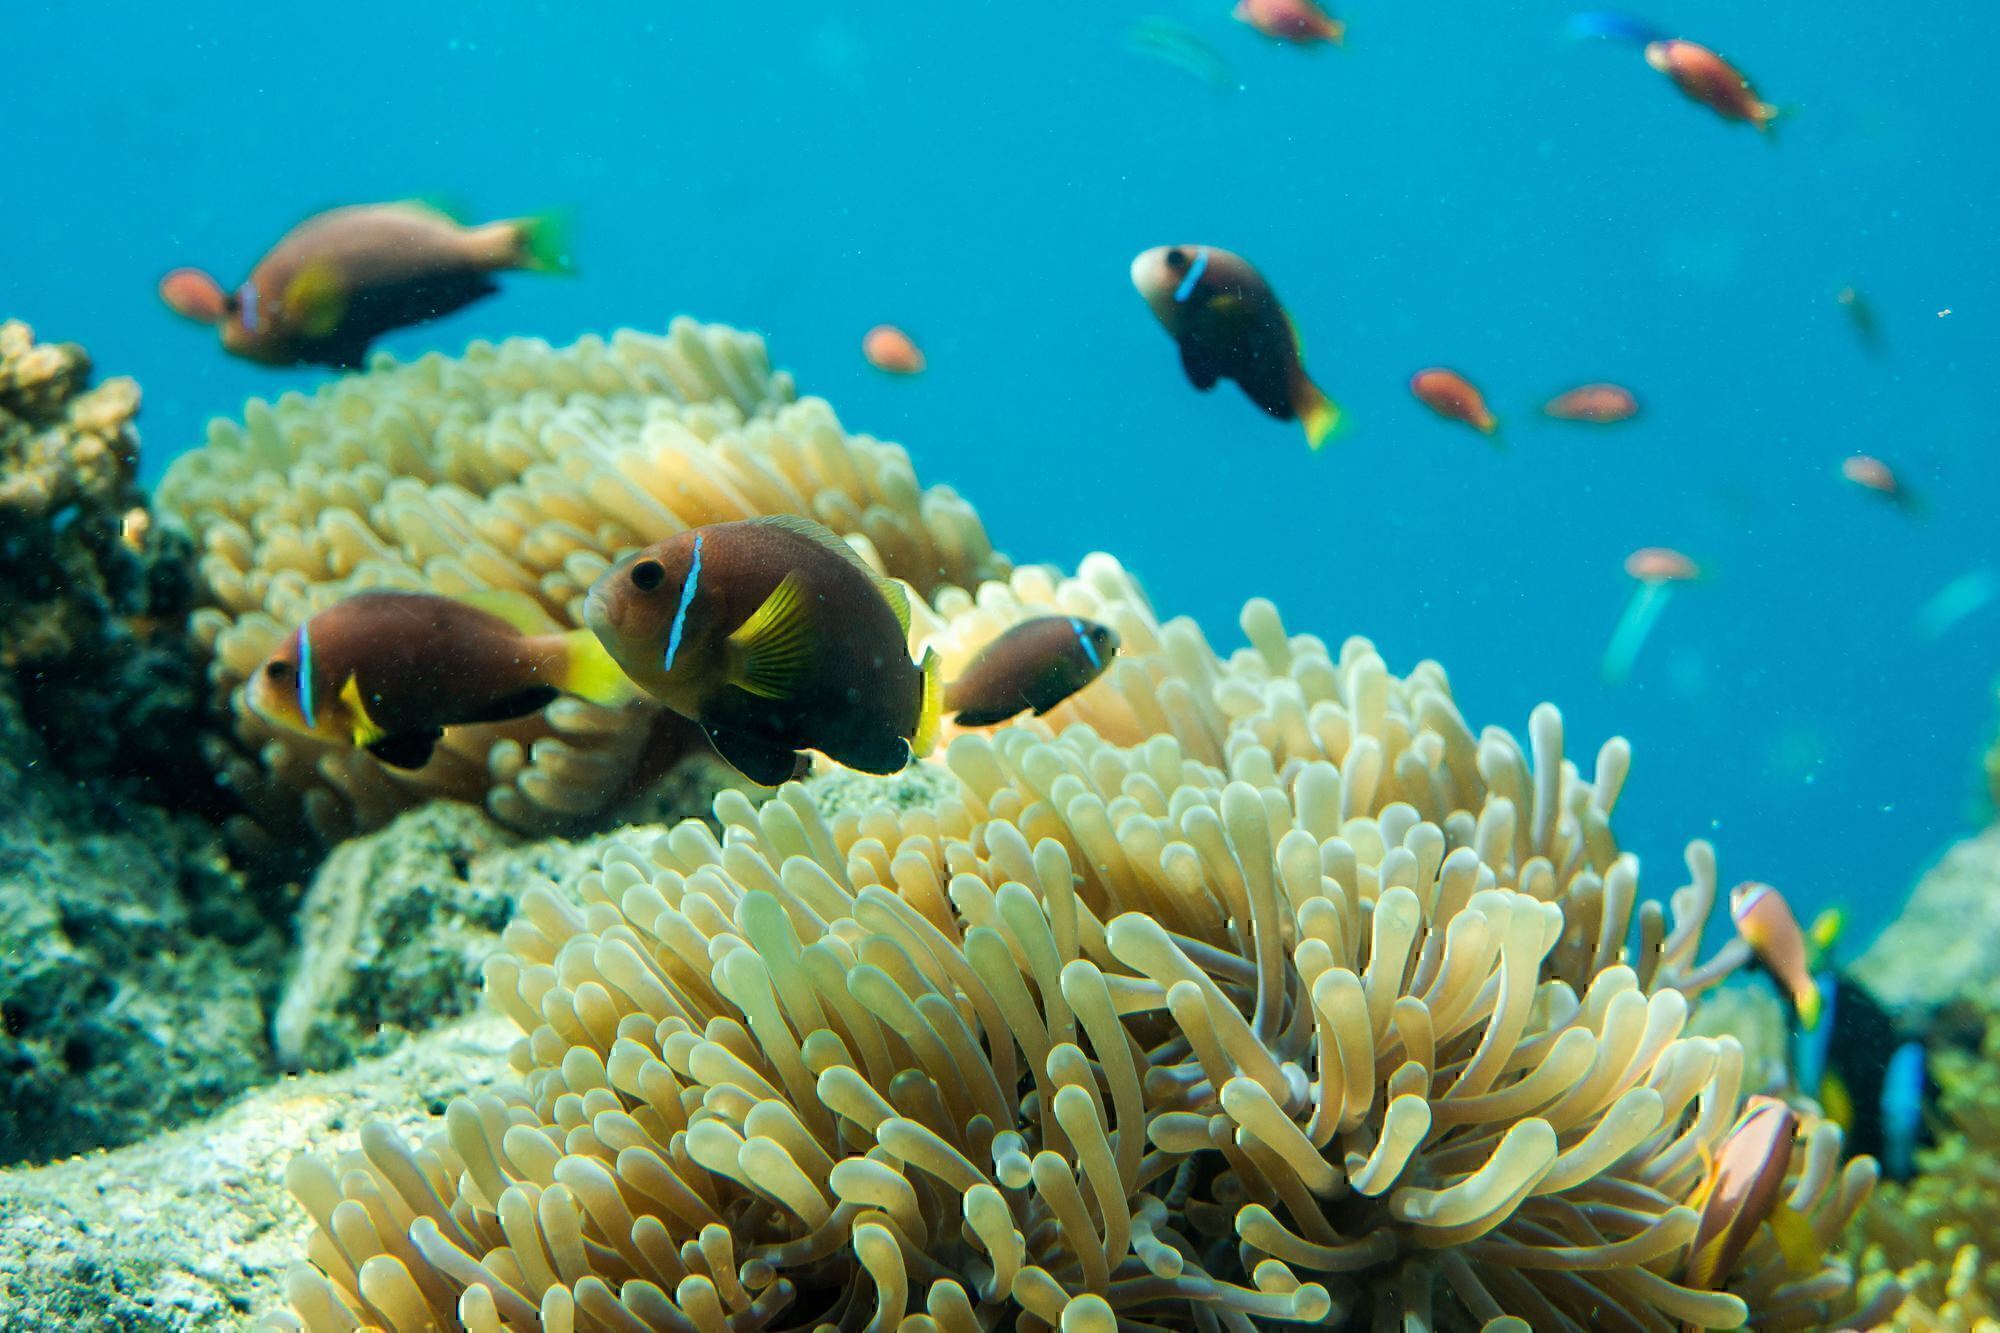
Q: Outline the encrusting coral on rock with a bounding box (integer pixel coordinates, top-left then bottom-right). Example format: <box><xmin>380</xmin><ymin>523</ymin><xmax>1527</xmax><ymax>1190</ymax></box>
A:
<box><xmin>264</xmin><ymin>565</ymin><xmax>1894</xmax><ymax>1332</ymax></box>
<box><xmin>0</xmin><ymin>319</ymin><xmax>210</xmax><ymax>798</ymax></box>
<box><xmin>1853</xmin><ymin>990</ymin><xmax>2000</xmax><ymax>1330</ymax></box>
<box><xmin>156</xmin><ymin>318</ymin><xmax>1007</xmax><ymax>856</ymax></box>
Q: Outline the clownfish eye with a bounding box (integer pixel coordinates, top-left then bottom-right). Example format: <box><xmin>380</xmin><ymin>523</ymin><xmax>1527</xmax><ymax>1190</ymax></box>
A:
<box><xmin>266</xmin><ymin>660</ymin><xmax>294</xmax><ymax>682</ymax></box>
<box><xmin>1165</xmin><ymin>249</ymin><xmax>1189</xmax><ymax>271</ymax></box>
<box><xmin>630</xmin><ymin>558</ymin><xmax>666</xmax><ymax>593</ymax></box>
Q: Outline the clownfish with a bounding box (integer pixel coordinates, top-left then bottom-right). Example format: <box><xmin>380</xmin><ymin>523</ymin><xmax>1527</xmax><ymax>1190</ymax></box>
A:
<box><xmin>585</xmin><ymin>516</ymin><xmax>942</xmax><ymax>786</ymax></box>
<box><xmin>945</xmin><ymin>616</ymin><xmax>1119</xmax><ymax>726</ymax></box>
<box><xmin>1684</xmin><ymin>1096</ymin><xmax>1820</xmax><ymax>1294</ymax></box>
<box><xmin>1730</xmin><ymin>881</ymin><xmax>1822</xmax><ymax>1029</ymax></box>
<box><xmin>1130</xmin><ymin>244</ymin><xmax>1343</xmax><ymax>449</ymax></box>
<box><xmin>158</xmin><ymin>201</ymin><xmax>571</xmax><ymax>370</ymax></box>
<box><xmin>246</xmin><ymin>590</ymin><xmax>636</xmax><ymax>769</ymax></box>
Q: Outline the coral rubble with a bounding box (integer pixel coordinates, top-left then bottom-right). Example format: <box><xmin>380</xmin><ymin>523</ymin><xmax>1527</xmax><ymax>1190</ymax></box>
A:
<box><xmin>267</xmin><ymin>569</ymin><xmax>1887</xmax><ymax>1332</ymax></box>
<box><xmin>156</xmin><ymin>319</ymin><xmax>1007</xmax><ymax>855</ymax></box>
<box><xmin>0</xmin><ymin>320</ymin><xmax>209</xmax><ymax>798</ymax></box>
<box><xmin>1852</xmin><ymin>826</ymin><xmax>2000</xmax><ymax>1019</ymax></box>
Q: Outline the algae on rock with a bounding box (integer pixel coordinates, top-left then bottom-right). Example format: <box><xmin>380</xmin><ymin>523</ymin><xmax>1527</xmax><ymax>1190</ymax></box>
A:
<box><xmin>0</xmin><ymin>679</ymin><xmax>279</xmax><ymax>1166</ymax></box>
<box><xmin>0</xmin><ymin>1013</ymin><xmax>516</xmax><ymax>1333</ymax></box>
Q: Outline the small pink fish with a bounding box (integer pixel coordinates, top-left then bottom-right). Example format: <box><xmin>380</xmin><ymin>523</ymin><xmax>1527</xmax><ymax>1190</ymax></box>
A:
<box><xmin>863</xmin><ymin>325</ymin><xmax>926</xmax><ymax>375</ymax></box>
<box><xmin>1730</xmin><ymin>881</ymin><xmax>1821</xmax><ymax>1028</ymax></box>
<box><xmin>1685</xmin><ymin>1096</ymin><xmax>1818</xmax><ymax>1294</ymax></box>
<box><xmin>1234</xmin><ymin>0</ymin><xmax>1344</xmax><ymax>46</ymax></box>
<box><xmin>1544</xmin><ymin>383</ymin><xmax>1639</xmax><ymax>423</ymax></box>
<box><xmin>1410</xmin><ymin>368</ymin><xmax>1499</xmax><ymax>437</ymax></box>
<box><xmin>1645</xmin><ymin>38</ymin><xmax>1778</xmax><ymax>131</ymax></box>
<box><xmin>1625</xmin><ymin>547</ymin><xmax>1698</xmax><ymax>584</ymax></box>
<box><xmin>1841</xmin><ymin>455</ymin><xmax>1918</xmax><ymax>513</ymax></box>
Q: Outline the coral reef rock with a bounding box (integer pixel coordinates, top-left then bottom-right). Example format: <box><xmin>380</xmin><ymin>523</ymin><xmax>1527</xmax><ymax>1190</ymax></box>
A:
<box><xmin>1853</xmin><ymin>825</ymin><xmax>2000</xmax><ymax>1017</ymax></box>
<box><xmin>0</xmin><ymin>319</ymin><xmax>209</xmax><ymax>800</ymax></box>
<box><xmin>275</xmin><ymin>803</ymin><xmax>685</xmax><ymax>1073</ymax></box>
<box><xmin>0</xmin><ymin>676</ymin><xmax>279</xmax><ymax>1166</ymax></box>
<box><xmin>0</xmin><ymin>1013</ymin><xmax>516</xmax><ymax>1333</ymax></box>
<box><xmin>155</xmin><ymin>318</ymin><xmax>1007</xmax><ymax>854</ymax></box>
<box><xmin>267</xmin><ymin>584</ymin><xmax>1888</xmax><ymax>1332</ymax></box>
<box><xmin>1854</xmin><ymin>990</ymin><xmax>2000</xmax><ymax>1330</ymax></box>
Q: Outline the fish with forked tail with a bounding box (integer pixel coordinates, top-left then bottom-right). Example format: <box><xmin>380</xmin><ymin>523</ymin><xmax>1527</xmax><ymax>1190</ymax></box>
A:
<box><xmin>246</xmin><ymin>589</ymin><xmax>637</xmax><ymax>769</ymax></box>
<box><xmin>585</xmin><ymin>516</ymin><xmax>942</xmax><ymax>785</ymax></box>
<box><xmin>158</xmin><ymin>200</ymin><xmax>572</xmax><ymax>369</ymax></box>
<box><xmin>1130</xmin><ymin>244</ymin><xmax>1343</xmax><ymax>449</ymax></box>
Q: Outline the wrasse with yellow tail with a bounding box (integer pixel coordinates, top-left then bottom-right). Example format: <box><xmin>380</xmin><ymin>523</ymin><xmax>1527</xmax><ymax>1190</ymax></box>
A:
<box><xmin>246</xmin><ymin>590</ymin><xmax>637</xmax><ymax>769</ymax></box>
<box><xmin>585</xmin><ymin>516</ymin><xmax>941</xmax><ymax>786</ymax></box>
<box><xmin>159</xmin><ymin>200</ymin><xmax>571</xmax><ymax>369</ymax></box>
<box><xmin>1130</xmin><ymin>244</ymin><xmax>1343</xmax><ymax>449</ymax></box>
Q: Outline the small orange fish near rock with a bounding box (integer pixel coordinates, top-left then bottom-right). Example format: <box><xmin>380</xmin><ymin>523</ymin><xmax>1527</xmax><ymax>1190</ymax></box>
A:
<box><xmin>1544</xmin><ymin>382</ymin><xmax>1639</xmax><ymax>423</ymax></box>
<box><xmin>1730</xmin><ymin>881</ymin><xmax>1822</xmax><ymax>1028</ymax></box>
<box><xmin>1234</xmin><ymin>0</ymin><xmax>1344</xmax><ymax>45</ymax></box>
<box><xmin>1410</xmin><ymin>368</ymin><xmax>1498</xmax><ymax>437</ymax></box>
<box><xmin>1841</xmin><ymin>454</ymin><xmax>1918</xmax><ymax>514</ymax></box>
<box><xmin>1685</xmin><ymin>1096</ymin><xmax>1822</xmax><ymax>1292</ymax></box>
<box><xmin>1644</xmin><ymin>38</ymin><xmax>1778</xmax><ymax>131</ymax></box>
<box><xmin>862</xmin><ymin>325</ymin><xmax>926</xmax><ymax>375</ymax></box>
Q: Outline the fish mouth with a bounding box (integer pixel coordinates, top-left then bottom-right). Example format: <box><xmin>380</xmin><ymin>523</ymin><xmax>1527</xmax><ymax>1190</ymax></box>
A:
<box><xmin>1129</xmin><ymin>248</ymin><xmax>1162</xmax><ymax>295</ymax></box>
<box><xmin>583</xmin><ymin>584</ymin><xmax>618</xmax><ymax>648</ymax></box>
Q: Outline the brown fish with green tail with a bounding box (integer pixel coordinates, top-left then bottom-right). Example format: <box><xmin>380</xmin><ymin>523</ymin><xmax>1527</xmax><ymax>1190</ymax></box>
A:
<box><xmin>1130</xmin><ymin>244</ymin><xmax>1343</xmax><ymax>449</ymax></box>
<box><xmin>584</xmin><ymin>516</ymin><xmax>943</xmax><ymax>785</ymax></box>
<box><xmin>245</xmin><ymin>589</ymin><xmax>638</xmax><ymax>769</ymax></box>
<box><xmin>946</xmin><ymin>616</ymin><xmax>1119</xmax><ymax>726</ymax></box>
<box><xmin>157</xmin><ymin>200</ymin><xmax>571</xmax><ymax>369</ymax></box>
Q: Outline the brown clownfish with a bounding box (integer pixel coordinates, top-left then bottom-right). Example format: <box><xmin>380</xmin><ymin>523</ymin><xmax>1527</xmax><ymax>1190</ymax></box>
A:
<box><xmin>946</xmin><ymin>616</ymin><xmax>1119</xmax><ymax>726</ymax></box>
<box><xmin>584</xmin><ymin>516</ymin><xmax>942</xmax><ymax>786</ymax></box>
<box><xmin>158</xmin><ymin>200</ymin><xmax>571</xmax><ymax>370</ymax></box>
<box><xmin>1130</xmin><ymin>244</ymin><xmax>1343</xmax><ymax>449</ymax></box>
<box><xmin>246</xmin><ymin>590</ymin><xmax>636</xmax><ymax>769</ymax></box>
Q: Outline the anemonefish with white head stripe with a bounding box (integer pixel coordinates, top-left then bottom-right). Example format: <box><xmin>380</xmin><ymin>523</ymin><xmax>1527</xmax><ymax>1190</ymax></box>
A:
<box><xmin>1730</xmin><ymin>881</ymin><xmax>1823</xmax><ymax>1029</ymax></box>
<box><xmin>1130</xmin><ymin>245</ymin><xmax>1343</xmax><ymax>450</ymax></box>
<box><xmin>945</xmin><ymin>616</ymin><xmax>1119</xmax><ymax>726</ymax></box>
<box><xmin>246</xmin><ymin>590</ymin><xmax>636</xmax><ymax>769</ymax></box>
<box><xmin>585</xmin><ymin>516</ymin><xmax>941</xmax><ymax>786</ymax></box>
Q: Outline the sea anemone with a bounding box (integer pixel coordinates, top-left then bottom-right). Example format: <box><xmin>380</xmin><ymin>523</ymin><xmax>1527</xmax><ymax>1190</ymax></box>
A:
<box><xmin>265</xmin><ymin>582</ymin><xmax>1886</xmax><ymax>1331</ymax></box>
<box><xmin>155</xmin><ymin>319</ymin><xmax>1007</xmax><ymax>853</ymax></box>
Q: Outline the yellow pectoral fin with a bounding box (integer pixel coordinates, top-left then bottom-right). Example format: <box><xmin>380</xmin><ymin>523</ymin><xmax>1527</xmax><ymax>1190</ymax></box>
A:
<box><xmin>727</xmin><ymin>572</ymin><xmax>816</xmax><ymax>700</ymax></box>
<box><xmin>284</xmin><ymin>260</ymin><xmax>349</xmax><ymax>338</ymax></box>
<box><xmin>557</xmin><ymin>629</ymin><xmax>641</xmax><ymax>706</ymax></box>
<box><xmin>1806</xmin><ymin>907</ymin><xmax>1845</xmax><ymax>961</ymax></box>
<box><xmin>911</xmin><ymin>648</ymin><xmax>943</xmax><ymax>759</ymax></box>
<box><xmin>1767</xmin><ymin>1201</ymin><xmax>1821</xmax><ymax>1276</ymax></box>
<box><xmin>339</xmin><ymin>674</ymin><xmax>387</xmax><ymax>747</ymax></box>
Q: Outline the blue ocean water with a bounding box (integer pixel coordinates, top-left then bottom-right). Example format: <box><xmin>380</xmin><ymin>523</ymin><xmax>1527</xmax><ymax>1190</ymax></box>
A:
<box><xmin>5</xmin><ymin>1</ymin><xmax>1993</xmax><ymax>945</ymax></box>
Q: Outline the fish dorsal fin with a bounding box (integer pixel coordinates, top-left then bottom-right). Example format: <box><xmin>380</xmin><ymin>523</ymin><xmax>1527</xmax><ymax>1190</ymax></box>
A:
<box><xmin>727</xmin><ymin>572</ymin><xmax>816</xmax><ymax>700</ymax></box>
<box><xmin>457</xmin><ymin>588</ymin><xmax>562</xmax><ymax>635</ymax></box>
<box><xmin>284</xmin><ymin>261</ymin><xmax>348</xmax><ymax>339</ymax></box>
<box><xmin>878</xmin><ymin>576</ymin><xmax>912</xmax><ymax>637</ymax></box>
<box><xmin>339</xmin><ymin>674</ymin><xmax>387</xmax><ymax>747</ymax></box>
<box><xmin>749</xmin><ymin>514</ymin><xmax>911</xmax><ymax>632</ymax></box>
<box><xmin>401</xmin><ymin>195</ymin><xmax>467</xmax><ymax>223</ymax></box>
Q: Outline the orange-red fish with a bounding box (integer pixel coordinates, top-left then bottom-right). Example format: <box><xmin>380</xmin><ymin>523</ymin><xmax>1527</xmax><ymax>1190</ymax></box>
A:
<box><xmin>1544</xmin><ymin>383</ymin><xmax>1639</xmax><ymax>423</ymax></box>
<box><xmin>1131</xmin><ymin>245</ymin><xmax>1343</xmax><ymax>449</ymax></box>
<box><xmin>1841</xmin><ymin>455</ymin><xmax>1917</xmax><ymax>512</ymax></box>
<box><xmin>862</xmin><ymin>324</ymin><xmax>926</xmax><ymax>375</ymax></box>
<box><xmin>1234</xmin><ymin>0</ymin><xmax>1343</xmax><ymax>45</ymax></box>
<box><xmin>1624</xmin><ymin>547</ymin><xmax>1698</xmax><ymax>583</ymax></box>
<box><xmin>1645</xmin><ymin>38</ymin><xmax>1778</xmax><ymax>131</ymax></box>
<box><xmin>946</xmin><ymin>617</ymin><xmax>1119</xmax><ymax>726</ymax></box>
<box><xmin>1410</xmin><ymin>368</ymin><xmax>1498</xmax><ymax>436</ymax></box>
<box><xmin>1730</xmin><ymin>881</ymin><xmax>1822</xmax><ymax>1028</ymax></box>
<box><xmin>585</xmin><ymin>516</ymin><xmax>941</xmax><ymax>785</ymax></box>
<box><xmin>247</xmin><ymin>590</ymin><xmax>633</xmax><ymax>769</ymax></box>
<box><xmin>1685</xmin><ymin>1096</ymin><xmax>1818</xmax><ymax>1293</ymax></box>
<box><xmin>159</xmin><ymin>201</ymin><xmax>570</xmax><ymax>369</ymax></box>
